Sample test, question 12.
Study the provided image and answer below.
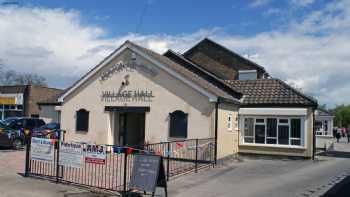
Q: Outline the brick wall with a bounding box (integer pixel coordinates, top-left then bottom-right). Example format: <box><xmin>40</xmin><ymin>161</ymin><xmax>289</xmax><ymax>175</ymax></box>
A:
<box><xmin>25</xmin><ymin>85</ymin><xmax>63</xmax><ymax>117</ymax></box>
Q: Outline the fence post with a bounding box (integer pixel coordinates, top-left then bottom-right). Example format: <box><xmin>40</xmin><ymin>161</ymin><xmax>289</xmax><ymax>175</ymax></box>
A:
<box><xmin>24</xmin><ymin>134</ymin><xmax>31</xmax><ymax>177</ymax></box>
<box><xmin>123</xmin><ymin>149</ymin><xmax>128</xmax><ymax>196</ymax></box>
<box><xmin>166</xmin><ymin>142</ymin><xmax>170</xmax><ymax>181</ymax></box>
<box><xmin>55</xmin><ymin>131</ymin><xmax>61</xmax><ymax>183</ymax></box>
<box><xmin>195</xmin><ymin>139</ymin><xmax>198</xmax><ymax>173</ymax></box>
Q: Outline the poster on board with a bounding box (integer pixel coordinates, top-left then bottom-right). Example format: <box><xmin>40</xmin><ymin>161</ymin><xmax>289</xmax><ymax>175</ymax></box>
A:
<box><xmin>59</xmin><ymin>142</ymin><xmax>84</xmax><ymax>168</ymax></box>
<box><xmin>85</xmin><ymin>144</ymin><xmax>107</xmax><ymax>164</ymax></box>
<box><xmin>30</xmin><ymin>137</ymin><xmax>55</xmax><ymax>163</ymax></box>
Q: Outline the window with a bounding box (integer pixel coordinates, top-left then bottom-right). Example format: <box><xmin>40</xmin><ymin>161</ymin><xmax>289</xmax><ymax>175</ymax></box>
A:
<box><xmin>238</xmin><ymin>70</ymin><xmax>257</xmax><ymax>80</ymax></box>
<box><xmin>242</xmin><ymin>117</ymin><xmax>303</xmax><ymax>146</ymax></box>
<box><xmin>227</xmin><ymin>114</ymin><xmax>233</xmax><ymax>131</ymax></box>
<box><xmin>255</xmin><ymin>119</ymin><xmax>265</xmax><ymax>144</ymax></box>
<box><xmin>76</xmin><ymin>109</ymin><xmax>89</xmax><ymax>132</ymax></box>
<box><xmin>291</xmin><ymin>119</ymin><xmax>301</xmax><ymax>145</ymax></box>
<box><xmin>244</xmin><ymin>118</ymin><xmax>254</xmax><ymax>143</ymax></box>
<box><xmin>266</xmin><ymin>118</ymin><xmax>277</xmax><ymax>144</ymax></box>
<box><xmin>24</xmin><ymin>119</ymin><xmax>36</xmax><ymax>129</ymax></box>
<box><xmin>278</xmin><ymin>119</ymin><xmax>289</xmax><ymax>145</ymax></box>
<box><xmin>169</xmin><ymin>110</ymin><xmax>188</xmax><ymax>138</ymax></box>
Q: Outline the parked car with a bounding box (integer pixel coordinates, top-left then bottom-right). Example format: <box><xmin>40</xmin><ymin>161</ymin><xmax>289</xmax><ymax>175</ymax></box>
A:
<box><xmin>0</xmin><ymin>122</ymin><xmax>24</xmax><ymax>149</ymax></box>
<box><xmin>32</xmin><ymin>123</ymin><xmax>60</xmax><ymax>139</ymax></box>
<box><xmin>1</xmin><ymin>117</ymin><xmax>46</xmax><ymax>136</ymax></box>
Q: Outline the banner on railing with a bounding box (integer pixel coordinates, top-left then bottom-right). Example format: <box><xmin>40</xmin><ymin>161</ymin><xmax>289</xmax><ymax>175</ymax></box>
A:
<box><xmin>30</xmin><ymin>137</ymin><xmax>55</xmax><ymax>163</ymax></box>
<box><xmin>59</xmin><ymin>142</ymin><xmax>84</xmax><ymax>168</ymax></box>
<box><xmin>85</xmin><ymin>144</ymin><xmax>107</xmax><ymax>164</ymax></box>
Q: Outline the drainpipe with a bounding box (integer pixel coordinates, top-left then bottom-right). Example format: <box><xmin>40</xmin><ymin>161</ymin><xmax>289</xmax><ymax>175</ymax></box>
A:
<box><xmin>312</xmin><ymin>107</ymin><xmax>316</xmax><ymax>160</ymax></box>
<box><xmin>214</xmin><ymin>100</ymin><xmax>219</xmax><ymax>164</ymax></box>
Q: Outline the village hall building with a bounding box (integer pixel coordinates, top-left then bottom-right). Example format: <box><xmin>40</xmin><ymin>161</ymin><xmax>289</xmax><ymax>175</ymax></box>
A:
<box><xmin>39</xmin><ymin>38</ymin><xmax>318</xmax><ymax>159</ymax></box>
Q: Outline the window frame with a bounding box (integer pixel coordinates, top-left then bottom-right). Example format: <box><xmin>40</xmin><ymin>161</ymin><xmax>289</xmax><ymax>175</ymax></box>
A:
<box><xmin>169</xmin><ymin>110</ymin><xmax>188</xmax><ymax>139</ymax></box>
<box><xmin>241</xmin><ymin>116</ymin><xmax>305</xmax><ymax>148</ymax></box>
<box><xmin>76</xmin><ymin>108</ymin><xmax>89</xmax><ymax>132</ymax></box>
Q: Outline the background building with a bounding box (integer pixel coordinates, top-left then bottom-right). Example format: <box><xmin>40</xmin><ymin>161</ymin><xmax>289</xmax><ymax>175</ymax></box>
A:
<box><xmin>0</xmin><ymin>85</ymin><xmax>63</xmax><ymax>120</ymax></box>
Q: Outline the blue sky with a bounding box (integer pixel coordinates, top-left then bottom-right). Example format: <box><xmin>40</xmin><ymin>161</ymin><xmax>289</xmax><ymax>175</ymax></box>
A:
<box><xmin>0</xmin><ymin>0</ymin><xmax>349</xmax><ymax>107</ymax></box>
<box><xmin>21</xmin><ymin>0</ymin><xmax>323</xmax><ymax>36</ymax></box>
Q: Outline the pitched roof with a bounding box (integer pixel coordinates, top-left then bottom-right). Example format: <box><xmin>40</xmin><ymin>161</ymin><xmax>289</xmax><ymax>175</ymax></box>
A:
<box><xmin>183</xmin><ymin>38</ymin><xmax>269</xmax><ymax>80</ymax></box>
<box><xmin>37</xmin><ymin>91</ymin><xmax>64</xmax><ymax>105</ymax></box>
<box><xmin>0</xmin><ymin>85</ymin><xmax>27</xmax><ymax>94</ymax></box>
<box><xmin>226</xmin><ymin>79</ymin><xmax>318</xmax><ymax>107</ymax></box>
<box><xmin>164</xmin><ymin>50</ymin><xmax>242</xmax><ymax>98</ymax></box>
<box><xmin>128</xmin><ymin>41</ymin><xmax>240</xmax><ymax>103</ymax></box>
<box><xmin>58</xmin><ymin>41</ymin><xmax>240</xmax><ymax>104</ymax></box>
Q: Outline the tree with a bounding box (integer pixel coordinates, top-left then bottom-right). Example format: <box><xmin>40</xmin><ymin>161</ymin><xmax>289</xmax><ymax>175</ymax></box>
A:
<box><xmin>333</xmin><ymin>105</ymin><xmax>350</xmax><ymax>128</ymax></box>
<box><xmin>0</xmin><ymin>65</ymin><xmax>47</xmax><ymax>86</ymax></box>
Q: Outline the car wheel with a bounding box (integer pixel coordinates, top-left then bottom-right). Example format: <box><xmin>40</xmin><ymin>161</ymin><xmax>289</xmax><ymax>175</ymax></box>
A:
<box><xmin>12</xmin><ymin>139</ymin><xmax>23</xmax><ymax>150</ymax></box>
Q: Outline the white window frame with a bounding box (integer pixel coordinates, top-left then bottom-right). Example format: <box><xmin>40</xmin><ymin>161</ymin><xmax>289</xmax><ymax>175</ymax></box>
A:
<box><xmin>240</xmin><ymin>116</ymin><xmax>306</xmax><ymax>148</ymax></box>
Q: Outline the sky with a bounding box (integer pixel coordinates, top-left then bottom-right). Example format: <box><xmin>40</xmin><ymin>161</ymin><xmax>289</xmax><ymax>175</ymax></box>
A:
<box><xmin>0</xmin><ymin>0</ymin><xmax>349</xmax><ymax>107</ymax></box>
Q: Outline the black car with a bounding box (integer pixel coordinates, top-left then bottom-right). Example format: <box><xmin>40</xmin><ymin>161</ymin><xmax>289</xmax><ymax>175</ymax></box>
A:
<box><xmin>1</xmin><ymin>117</ymin><xmax>46</xmax><ymax>136</ymax></box>
<box><xmin>0</xmin><ymin>122</ymin><xmax>24</xmax><ymax>149</ymax></box>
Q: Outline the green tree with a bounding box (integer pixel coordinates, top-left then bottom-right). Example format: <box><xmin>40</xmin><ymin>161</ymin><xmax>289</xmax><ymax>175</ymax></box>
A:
<box><xmin>333</xmin><ymin>105</ymin><xmax>350</xmax><ymax>128</ymax></box>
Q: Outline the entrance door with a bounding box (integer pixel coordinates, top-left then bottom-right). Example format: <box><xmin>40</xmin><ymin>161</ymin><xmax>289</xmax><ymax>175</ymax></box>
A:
<box><xmin>114</xmin><ymin>112</ymin><xmax>145</xmax><ymax>146</ymax></box>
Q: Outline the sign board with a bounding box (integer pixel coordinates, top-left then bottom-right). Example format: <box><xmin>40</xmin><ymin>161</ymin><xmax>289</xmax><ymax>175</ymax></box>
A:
<box><xmin>59</xmin><ymin>142</ymin><xmax>84</xmax><ymax>168</ymax></box>
<box><xmin>129</xmin><ymin>154</ymin><xmax>167</xmax><ymax>195</ymax></box>
<box><xmin>85</xmin><ymin>144</ymin><xmax>107</xmax><ymax>164</ymax></box>
<box><xmin>101</xmin><ymin>90</ymin><xmax>154</xmax><ymax>102</ymax></box>
<box><xmin>0</xmin><ymin>93</ymin><xmax>23</xmax><ymax>104</ymax></box>
<box><xmin>30</xmin><ymin>137</ymin><xmax>55</xmax><ymax>163</ymax></box>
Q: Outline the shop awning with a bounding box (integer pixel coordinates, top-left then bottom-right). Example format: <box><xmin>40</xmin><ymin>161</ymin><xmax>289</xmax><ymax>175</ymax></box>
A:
<box><xmin>104</xmin><ymin>106</ymin><xmax>150</xmax><ymax>113</ymax></box>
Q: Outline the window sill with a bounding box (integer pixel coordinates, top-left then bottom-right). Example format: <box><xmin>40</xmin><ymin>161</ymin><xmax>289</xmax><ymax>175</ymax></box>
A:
<box><xmin>239</xmin><ymin>143</ymin><xmax>307</xmax><ymax>150</ymax></box>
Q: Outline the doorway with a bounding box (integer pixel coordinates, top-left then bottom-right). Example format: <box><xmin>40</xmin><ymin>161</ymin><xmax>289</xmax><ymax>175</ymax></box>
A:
<box><xmin>113</xmin><ymin>112</ymin><xmax>145</xmax><ymax>146</ymax></box>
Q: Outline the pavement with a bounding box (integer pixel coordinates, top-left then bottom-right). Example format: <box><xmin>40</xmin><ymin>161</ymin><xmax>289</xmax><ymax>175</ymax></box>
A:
<box><xmin>0</xmin><ymin>148</ymin><xmax>94</xmax><ymax>197</ymax></box>
<box><xmin>163</xmin><ymin>137</ymin><xmax>350</xmax><ymax>197</ymax></box>
<box><xmin>1</xmin><ymin>138</ymin><xmax>350</xmax><ymax>197</ymax></box>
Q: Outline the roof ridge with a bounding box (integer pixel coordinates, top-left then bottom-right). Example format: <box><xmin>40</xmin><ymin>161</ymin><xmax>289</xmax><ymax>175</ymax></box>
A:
<box><xmin>164</xmin><ymin>50</ymin><xmax>243</xmax><ymax>96</ymax></box>
<box><xmin>184</xmin><ymin>38</ymin><xmax>267</xmax><ymax>73</ymax></box>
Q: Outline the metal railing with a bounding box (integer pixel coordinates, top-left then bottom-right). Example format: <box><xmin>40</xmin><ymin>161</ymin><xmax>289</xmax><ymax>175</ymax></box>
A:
<box><xmin>24</xmin><ymin>134</ymin><xmax>216</xmax><ymax>193</ymax></box>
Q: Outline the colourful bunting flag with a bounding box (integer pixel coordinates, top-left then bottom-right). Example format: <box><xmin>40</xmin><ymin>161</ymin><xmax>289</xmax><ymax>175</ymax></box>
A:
<box><xmin>126</xmin><ymin>147</ymin><xmax>133</xmax><ymax>154</ymax></box>
<box><xmin>176</xmin><ymin>142</ymin><xmax>184</xmax><ymax>148</ymax></box>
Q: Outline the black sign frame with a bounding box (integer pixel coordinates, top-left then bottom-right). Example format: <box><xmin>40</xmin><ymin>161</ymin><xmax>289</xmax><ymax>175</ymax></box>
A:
<box><xmin>129</xmin><ymin>154</ymin><xmax>167</xmax><ymax>197</ymax></box>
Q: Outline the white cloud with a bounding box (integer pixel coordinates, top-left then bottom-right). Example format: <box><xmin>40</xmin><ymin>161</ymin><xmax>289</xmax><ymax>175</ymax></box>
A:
<box><xmin>290</xmin><ymin>0</ymin><xmax>315</xmax><ymax>7</ymax></box>
<box><xmin>249</xmin><ymin>0</ymin><xmax>271</xmax><ymax>7</ymax></box>
<box><xmin>0</xmin><ymin>2</ymin><xmax>349</xmax><ymax>107</ymax></box>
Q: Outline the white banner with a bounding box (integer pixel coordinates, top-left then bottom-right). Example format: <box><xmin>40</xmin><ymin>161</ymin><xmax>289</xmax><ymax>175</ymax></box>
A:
<box><xmin>59</xmin><ymin>142</ymin><xmax>84</xmax><ymax>168</ymax></box>
<box><xmin>30</xmin><ymin>137</ymin><xmax>55</xmax><ymax>163</ymax></box>
<box><xmin>85</xmin><ymin>144</ymin><xmax>107</xmax><ymax>164</ymax></box>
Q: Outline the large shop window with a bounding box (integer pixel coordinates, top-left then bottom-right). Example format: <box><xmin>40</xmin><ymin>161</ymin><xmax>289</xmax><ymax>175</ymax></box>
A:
<box><xmin>76</xmin><ymin>109</ymin><xmax>89</xmax><ymax>132</ymax></box>
<box><xmin>242</xmin><ymin>117</ymin><xmax>303</xmax><ymax>146</ymax></box>
<box><xmin>169</xmin><ymin>110</ymin><xmax>188</xmax><ymax>138</ymax></box>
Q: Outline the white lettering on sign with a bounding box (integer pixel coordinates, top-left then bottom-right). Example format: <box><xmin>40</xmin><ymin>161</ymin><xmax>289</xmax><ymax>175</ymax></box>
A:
<box><xmin>85</xmin><ymin>144</ymin><xmax>107</xmax><ymax>165</ymax></box>
<box><xmin>30</xmin><ymin>137</ymin><xmax>55</xmax><ymax>163</ymax></box>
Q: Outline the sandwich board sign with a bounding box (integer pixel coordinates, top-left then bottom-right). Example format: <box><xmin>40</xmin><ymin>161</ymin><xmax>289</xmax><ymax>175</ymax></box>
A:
<box><xmin>129</xmin><ymin>154</ymin><xmax>167</xmax><ymax>197</ymax></box>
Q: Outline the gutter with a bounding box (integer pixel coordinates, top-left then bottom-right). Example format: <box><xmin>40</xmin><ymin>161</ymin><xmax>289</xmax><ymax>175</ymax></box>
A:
<box><xmin>312</xmin><ymin>106</ymin><xmax>317</xmax><ymax>160</ymax></box>
<box><xmin>214</xmin><ymin>100</ymin><xmax>219</xmax><ymax>164</ymax></box>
